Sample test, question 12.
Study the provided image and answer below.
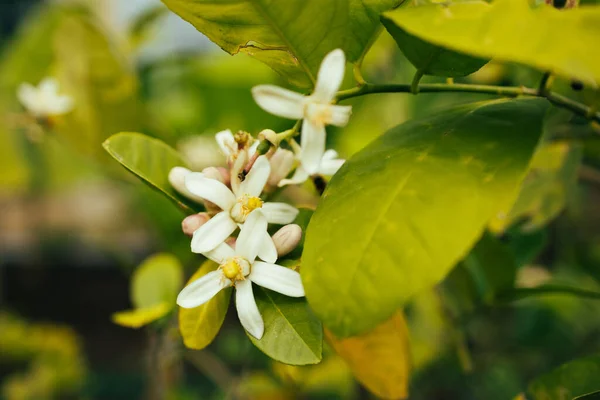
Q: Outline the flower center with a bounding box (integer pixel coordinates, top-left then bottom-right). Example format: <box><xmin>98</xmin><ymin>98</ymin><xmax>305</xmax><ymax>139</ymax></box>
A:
<box><xmin>230</xmin><ymin>195</ymin><xmax>263</xmax><ymax>223</ymax></box>
<box><xmin>219</xmin><ymin>257</ymin><xmax>250</xmax><ymax>282</ymax></box>
<box><xmin>305</xmin><ymin>102</ymin><xmax>333</xmax><ymax>126</ymax></box>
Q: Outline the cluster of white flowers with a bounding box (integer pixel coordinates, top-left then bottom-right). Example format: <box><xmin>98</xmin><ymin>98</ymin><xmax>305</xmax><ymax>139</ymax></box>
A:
<box><xmin>171</xmin><ymin>49</ymin><xmax>352</xmax><ymax>339</ymax></box>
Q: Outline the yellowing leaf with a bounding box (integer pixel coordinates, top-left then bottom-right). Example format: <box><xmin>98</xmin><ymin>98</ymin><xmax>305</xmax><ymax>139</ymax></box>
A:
<box><xmin>326</xmin><ymin>313</ymin><xmax>411</xmax><ymax>400</ymax></box>
<box><xmin>132</xmin><ymin>253</ymin><xmax>183</xmax><ymax>309</ymax></box>
<box><xmin>111</xmin><ymin>303</ymin><xmax>171</xmax><ymax>328</ymax></box>
<box><xmin>179</xmin><ymin>261</ymin><xmax>231</xmax><ymax>350</ymax></box>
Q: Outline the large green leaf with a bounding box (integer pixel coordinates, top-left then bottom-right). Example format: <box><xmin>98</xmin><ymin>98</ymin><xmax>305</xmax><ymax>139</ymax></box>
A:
<box><xmin>103</xmin><ymin>132</ymin><xmax>201</xmax><ymax>214</ymax></box>
<box><xmin>249</xmin><ymin>288</ymin><xmax>323</xmax><ymax>365</ymax></box>
<box><xmin>160</xmin><ymin>0</ymin><xmax>402</xmax><ymax>88</ymax></box>
<box><xmin>381</xmin><ymin>6</ymin><xmax>488</xmax><ymax>77</ymax></box>
<box><xmin>303</xmin><ymin>98</ymin><xmax>548</xmax><ymax>337</ymax></box>
<box><xmin>179</xmin><ymin>261</ymin><xmax>231</xmax><ymax>349</ymax></box>
<box><xmin>527</xmin><ymin>355</ymin><xmax>600</xmax><ymax>400</ymax></box>
<box><xmin>381</xmin><ymin>0</ymin><xmax>600</xmax><ymax>85</ymax></box>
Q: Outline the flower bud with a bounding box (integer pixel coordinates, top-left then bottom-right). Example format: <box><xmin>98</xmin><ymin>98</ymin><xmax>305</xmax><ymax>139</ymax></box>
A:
<box><xmin>267</xmin><ymin>148</ymin><xmax>295</xmax><ymax>187</ymax></box>
<box><xmin>202</xmin><ymin>166</ymin><xmax>230</xmax><ymax>186</ymax></box>
<box><xmin>272</xmin><ymin>224</ymin><xmax>302</xmax><ymax>257</ymax></box>
<box><xmin>182</xmin><ymin>212</ymin><xmax>210</xmax><ymax>237</ymax></box>
<box><xmin>169</xmin><ymin>167</ymin><xmax>203</xmax><ymax>203</ymax></box>
<box><xmin>258</xmin><ymin>128</ymin><xmax>279</xmax><ymax>145</ymax></box>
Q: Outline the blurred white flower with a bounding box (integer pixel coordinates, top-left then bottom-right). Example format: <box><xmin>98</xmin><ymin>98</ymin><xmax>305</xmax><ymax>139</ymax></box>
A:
<box><xmin>17</xmin><ymin>77</ymin><xmax>73</xmax><ymax>118</ymax></box>
<box><xmin>252</xmin><ymin>49</ymin><xmax>351</xmax><ymax>174</ymax></box>
<box><xmin>185</xmin><ymin>155</ymin><xmax>298</xmax><ymax>260</ymax></box>
<box><xmin>177</xmin><ymin>210</ymin><xmax>305</xmax><ymax>339</ymax></box>
<box><xmin>279</xmin><ymin>149</ymin><xmax>345</xmax><ymax>187</ymax></box>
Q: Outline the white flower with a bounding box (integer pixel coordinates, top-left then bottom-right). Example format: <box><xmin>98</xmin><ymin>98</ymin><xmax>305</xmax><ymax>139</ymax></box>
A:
<box><xmin>252</xmin><ymin>49</ymin><xmax>352</xmax><ymax>175</ymax></box>
<box><xmin>17</xmin><ymin>77</ymin><xmax>74</xmax><ymax>118</ymax></box>
<box><xmin>279</xmin><ymin>150</ymin><xmax>345</xmax><ymax>187</ymax></box>
<box><xmin>216</xmin><ymin>129</ymin><xmax>258</xmax><ymax>163</ymax></box>
<box><xmin>177</xmin><ymin>210</ymin><xmax>305</xmax><ymax>339</ymax></box>
<box><xmin>185</xmin><ymin>155</ymin><xmax>299</xmax><ymax>261</ymax></box>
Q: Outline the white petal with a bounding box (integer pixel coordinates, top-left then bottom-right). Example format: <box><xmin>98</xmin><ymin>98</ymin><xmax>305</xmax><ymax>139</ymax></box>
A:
<box><xmin>251</xmin><ymin>85</ymin><xmax>305</xmax><ymax>119</ymax></box>
<box><xmin>235</xmin><ymin>280</ymin><xmax>264</xmax><ymax>339</ymax></box>
<box><xmin>300</xmin><ymin>120</ymin><xmax>326</xmax><ymax>175</ymax></box>
<box><xmin>17</xmin><ymin>83</ymin><xmax>38</xmax><ymax>112</ymax></box>
<box><xmin>51</xmin><ymin>95</ymin><xmax>74</xmax><ymax>114</ymax></box>
<box><xmin>319</xmin><ymin>158</ymin><xmax>345</xmax><ymax>176</ymax></box>
<box><xmin>322</xmin><ymin>149</ymin><xmax>339</xmax><ymax>160</ymax></box>
<box><xmin>38</xmin><ymin>77</ymin><xmax>59</xmax><ymax>95</ymax></box>
<box><xmin>169</xmin><ymin>167</ymin><xmax>203</xmax><ymax>202</ymax></box>
<box><xmin>191</xmin><ymin>211</ymin><xmax>237</xmax><ymax>253</ymax></box>
<box><xmin>262</xmin><ymin>202</ymin><xmax>299</xmax><ymax>225</ymax></box>
<box><xmin>250</xmin><ymin>262</ymin><xmax>305</xmax><ymax>297</ymax></box>
<box><xmin>328</xmin><ymin>104</ymin><xmax>352</xmax><ymax>127</ymax></box>
<box><xmin>215</xmin><ymin>129</ymin><xmax>235</xmax><ymax>157</ymax></box>
<box><xmin>230</xmin><ymin>149</ymin><xmax>248</xmax><ymax>196</ymax></box>
<box><xmin>239</xmin><ymin>156</ymin><xmax>270</xmax><ymax>197</ymax></box>
<box><xmin>235</xmin><ymin>209</ymin><xmax>268</xmax><ymax>263</ymax></box>
<box><xmin>204</xmin><ymin>242</ymin><xmax>236</xmax><ymax>264</ymax></box>
<box><xmin>257</xmin><ymin>232</ymin><xmax>278</xmax><ymax>263</ymax></box>
<box><xmin>177</xmin><ymin>270</ymin><xmax>231</xmax><ymax>308</ymax></box>
<box><xmin>185</xmin><ymin>172</ymin><xmax>236</xmax><ymax>211</ymax></box>
<box><xmin>312</xmin><ymin>49</ymin><xmax>346</xmax><ymax>103</ymax></box>
<box><xmin>279</xmin><ymin>167</ymin><xmax>310</xmax><ymax>187</ymax></box>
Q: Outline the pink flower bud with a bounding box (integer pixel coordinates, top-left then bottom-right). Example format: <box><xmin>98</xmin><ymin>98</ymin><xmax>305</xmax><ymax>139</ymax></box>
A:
<box><xmin>202</xmin><ymin>166</ymin><xmax>230</xmax><ymax>186</ymax></box>
<box><xmin>182</xmin><ymin>213</ymin><xmax>210</xmax><ymax>237</ymax></box>
<box><xmin>272</xmin><ymin>224</ymin><xmax>302</xmax><ymax>257</ymax></box>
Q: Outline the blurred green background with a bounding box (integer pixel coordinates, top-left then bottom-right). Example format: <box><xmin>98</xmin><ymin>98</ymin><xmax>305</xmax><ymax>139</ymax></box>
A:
<box><xmin>2</xmin><ymin>1</ymin><xmax>600</xmax><ymax>399</ymax></box>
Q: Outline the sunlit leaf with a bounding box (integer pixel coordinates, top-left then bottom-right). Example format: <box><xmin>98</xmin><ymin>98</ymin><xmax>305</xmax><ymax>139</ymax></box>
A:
<box><xmin>249</xmin><ymin>288</ymin><xmax>323</xmax><ymax>366</ymax></box>
<box><xmin>103</xmin><ymin>132</ymin><xmax>202</xmax><ymax>214</ymax></box>
<box><xmin>179</xmin><ymin>261</ymin><xmax>231</xmax><ymax>350</ymax></box>
<box><xmin>132</xmin><ymin>253</ymin><xmax>184</xmax><ymax>309</ymax></box>
<box><xmin>382</xmin><ymin>6</ymin><xmax>488</xmax><ymax>77</ymax></box>
<box><xmin>527</xmin><ymin>355</ymin><xmax>600</xmax><ymax>400</ymax></box>
<box><xmin>381</xmin><ymin>0</ymin><xmax>600</xmax><ymax>85</ymax></box>
<box><xmin>160</xmin><ymin>0</ymin><xmax>403</xmax><ymax>88</ymax></box>
<box><xmin>575</xmin><ymin>391</ymin><xmax>600</xmax><ymax>400</ymax></box>
<box><xmin>490</xmin><ymin>142</ymin><xmax>583</xmax><ymax>233</ymax></box>
<box><xmin>111</xmin><ymin>303</ymin><xmax>171</xmax><ymax>329</ymax></box>
<box><xmin>303</xmin><ymin>98</ymin><xmax>548</xmax><ymax>337</ymax></box>
<box><xmin>326</xmin><ymin>312</ymin><xmax>411</xmax><ymax>400</ymax></box>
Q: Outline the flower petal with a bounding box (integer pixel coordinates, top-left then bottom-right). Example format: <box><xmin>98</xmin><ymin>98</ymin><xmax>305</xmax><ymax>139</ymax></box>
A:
<box><xmin>185</xmin><ymin>172</ymin><xmax>236</xmax><ymax>211</ymax></box>
<box><xmin>257</xmin><ymin>232</ymin><xmax>278</xmax><ymax>263</ymax></box>
<box><xmin>215</xmin><ymin>129</ymin><xmax>235</xmax><ymax>157</ymax></box>
<box><xmin>262</xmin><ymin>202</ymin><xmax>299</xmax><ymax>225</ymax></box>
<box><xmin>251</xmin><ymin>85</ymin><xmax>305</xmax><ymax>119</ymax></box>
<box><xmin>239</xmin><ymin>155</ymin><xmax>270</xmax><ymax>197</ymax></box>
<box><xmin>312</xmin><ymin>49</ymin><xmax>346</xmax><ymax>103</ymax></box>
<box><xmin>177</xmin><ymin>270</ymin><xmax>231</xmax><ymax>308</ymax></box>
<box><xmin>235</xmin><ymin>280</ymin><xmax>264</xmax><ymax>339</ymax></box>
<box><xmin>38</xmin><ymin>77</ymin><xmax>59</xmax><ymax>95</ymax></box>
<box><xmin>17</xmin><ymin>83</ymin><xmax>38</xmax><ymax>112</ymax></box>
<box><xmin>322</xmin><ymin>149</ymin><xmax>339</xmax><ymax>160</ymax></box>
<box><xmin>250</xmin><ymin>262</ymin><xmax>305</xmax><ymax>297</ymax></box>
<box><xmin>204</xmin><ymin>242</ymin><xmax>236</xmax><ymax>264</ymax></box>
<box><xmin>300</xmin><ymin>120</ymin><xmax>326</xmax><ymax>175</ymax></box>
<box><xmin>191</xmin><ymin>211</ymin><xmax>237</xmax><ymax>253</ymax></box>
<box><xmin>279</xmin><ymin>167</ymin><xmax>310</xmax><ymax>187</ymax></box>
<box><xmin>52</xmin><ymin>95</ymin><xmax>74</xmax><ymax>114</ymax></box>
<box><xmin>236</xmin><ymin>209</ymin><xmax>268</xmax><ymax>263</ymax></box>
<box><xmin>319</xmin><ymin>158</ymin><xmax>345</xmax><ymax>176</ymax></box>
<box><xmin>328</xmin><ymin>104</ymin><xmax>352</xmax><ymax>127</ymax></box>
<box><xmin>169</xmin><ymin>167</ymin><xmax>204</xmax><ymax>202</ymax></box>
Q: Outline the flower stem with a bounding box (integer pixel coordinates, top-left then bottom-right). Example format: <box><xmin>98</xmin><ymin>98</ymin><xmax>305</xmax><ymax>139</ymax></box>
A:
<box><xmin>336</xmin><ymin>82</ymin><xmax>600</xmax><ymax>124</ymax></box>
<box><xmin>495</xmin><ymin>284</ymin><xmax>600</xmax><ymax>303</ymax></box>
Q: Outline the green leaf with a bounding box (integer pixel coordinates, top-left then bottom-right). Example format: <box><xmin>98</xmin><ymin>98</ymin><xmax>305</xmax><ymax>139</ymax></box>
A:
<box><xmin>527</xmin><ymin>355</ymin><xmax>600</xmax><ymax>400</ymax></box>
<box><xmin>381</xmin><ymin>7</ymin><xmax>488</xmax><ymax>77</ymax></box>
<box><xmin>132</xmin><ymin>253</ymin><xmax>184</xmax><ymax>309</ymax></box>
<box><xmin>381</xmin><ymin>0</ymin><xmax>600</xmax><ymax>85</ymax></box>
<box><xmin>179</xmin><ymin>261</ymin><xmax>231</xmax><ymax>350</ymax></box>
<box><xmin>326</xmin><ymin>312</ymin><xmax>411</xmax><ymax>399</ymax></box>
<box><xmin>575</xmin><ymin>391</ymin><xmax>600</xmax><ymax>400</ymax></box>
<box><xmin>303</xmin><ymin>98</ymin><xmax>548</xmax><ymax>337</ymax></box>
<box><xmin>249</xmin><ymin>287</ymin><xmax>323</xmax><ymax>365</ymax></box>
<box><xmin>490</xmin><ymin>142</ymin><xmax>583</xmax><ymax>233</ymax></box>
<box><xmin>103</xmin><ymin>132</ymin><xmax>201</xmax><ymax>214</ymax></box>
<box><xmin>160</xmin><ymin>0</ymin><xmax>402</xmax><ymax>88</ymax></box>
<box><xmin>111</xmin><ymin>303</ymin><xmax>171</xmax><ymax>329</ymax></box>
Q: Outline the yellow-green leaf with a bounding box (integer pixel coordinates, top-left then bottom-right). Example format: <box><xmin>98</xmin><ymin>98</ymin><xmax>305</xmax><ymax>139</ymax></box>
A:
<box><xmin>527</xmin><ymin>355</ymin><xmax>600</xmax><ymax>400</ymax></box>
<box><xmin>326</xmin><ymin>313</ymin><xmax>411</xmax><ymax>400</ymax></box>
<box><xmin>179</xmin><ymin>261</ymin><xmax>231</xmax><ymax>350</ymax></box>
<box><xmin>160</xmin><ymin>0</ymin><xmax>403</xmax><ymax>88</ymax></box>
<box><xmin>132</xmin><ymin>253</ymin><xmax>184</xmax><ymax>309</ymax></box>
<box><xmin>381</xmin><ymin>0</ymin><xmax>600</xmax><ymax>85</ymax></box>
<box><xmin>111</xmin><ymin>303</ymin><xmax>171</xmax><ymax>329</ymax></box>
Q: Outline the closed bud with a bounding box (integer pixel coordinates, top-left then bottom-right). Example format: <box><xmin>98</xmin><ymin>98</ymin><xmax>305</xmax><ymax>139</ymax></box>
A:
<box><xmin>267</xmin><ymin>148</ymin><xmax>295</xmax><ymax>187</ymax></box>
<box><xmin>169</xmin><ymin>167</ymin><xmax>203</xmax><ymax>203</ymax></box>
<box><xmin>202</xmin><ymin>166</ymin><xmax>230</xmax><ymax>186</ymax></box>
<box><xmin>272</xmin><ymin>224</ymin><xmax>302</xmax><ymax>257</ymax></box>
<box><xmin>182</xmin><ymin>213</ymin><xmax>210</xmax><ymax>237</ymax></box>
<box><xmin>258</xmin><ymin>128</ymin><xmax>279</xmax><ymax>145</ymax></box>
